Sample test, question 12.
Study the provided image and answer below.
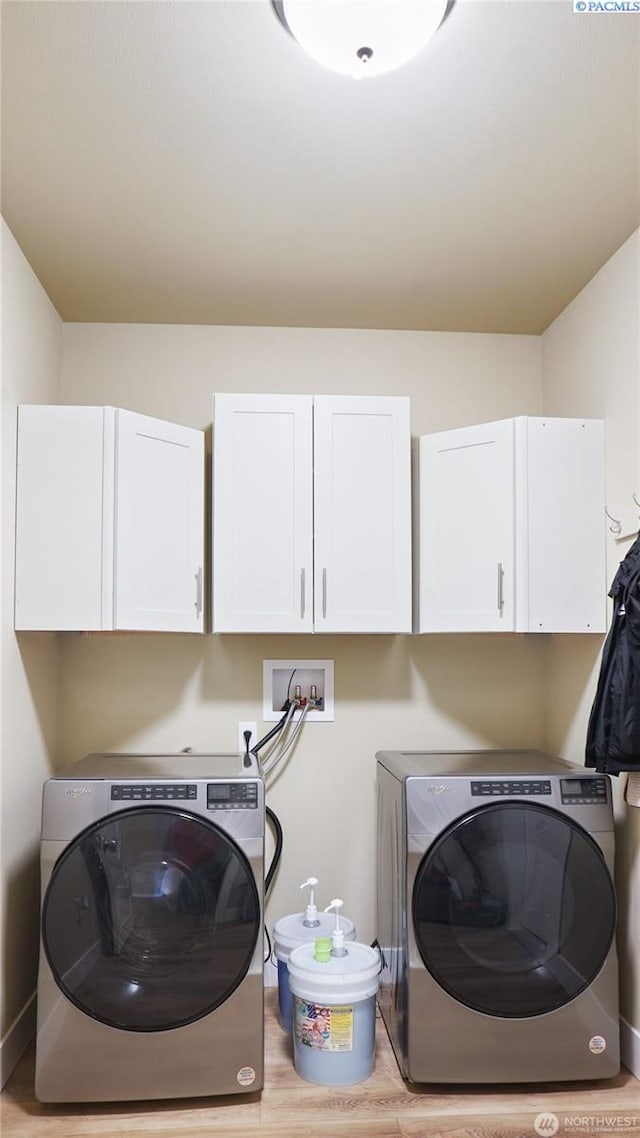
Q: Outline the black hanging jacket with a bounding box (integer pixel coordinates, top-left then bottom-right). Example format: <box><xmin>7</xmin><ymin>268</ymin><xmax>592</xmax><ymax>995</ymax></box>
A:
<box><xmin>585</xmin><ymin>534</ymin><xmax>640</xmax><ymax>775</ymax></box>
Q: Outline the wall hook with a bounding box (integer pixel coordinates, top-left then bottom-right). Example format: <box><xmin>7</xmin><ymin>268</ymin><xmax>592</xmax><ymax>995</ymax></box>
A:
<box><xmin>605</xmin><ymin>507</ymin><xmax>622</xmax><ymax>536</ymax></box>
<box><xmin>633</xmin><ymin>492</ymin><xmax>640</xmax><ymax>511</ymax></box>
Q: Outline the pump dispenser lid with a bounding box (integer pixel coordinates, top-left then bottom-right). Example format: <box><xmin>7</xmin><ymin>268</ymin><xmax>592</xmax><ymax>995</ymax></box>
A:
<box><xmin>325</xmin><ymin>898</ymin><xmax>347</xmax><ymax>956</ymax></box>
<box><xmin>287</xmin><ymin>938</ymin><xmax>381</xmax><ymax>1004</ymax></box>
<box><xmin>273</xmin><ymin>879</ymin><xmax>356</xmax><ymax>960</ymax></box>
<box><xmin>300</xmin><ymin>877</ymin><xmax>320</xmax><ymax>927</ymax></box>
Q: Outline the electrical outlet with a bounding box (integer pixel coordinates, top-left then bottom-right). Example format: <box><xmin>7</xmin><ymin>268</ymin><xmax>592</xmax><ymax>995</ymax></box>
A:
<box><xmin>238</xmin><ymin>721</ymin><xmax>257</xmax><ymax>753</ymax></box>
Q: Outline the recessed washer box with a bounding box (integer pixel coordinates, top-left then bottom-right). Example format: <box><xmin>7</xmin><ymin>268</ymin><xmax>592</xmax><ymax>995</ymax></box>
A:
<box><xmin>262</xmin><ymin>659</ymin><xmax>334</xmax><ymax>722</ymax></box>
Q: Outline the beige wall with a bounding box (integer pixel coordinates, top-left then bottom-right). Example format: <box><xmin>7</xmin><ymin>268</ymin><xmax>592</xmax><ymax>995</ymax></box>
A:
<box><xmin>0</xmin><ymin>220</ymin><xmax>62</xmax><ymax>1082</ymax></box>
<box><xmin>59</xmin><ymin>321</ymin><xmax>543</xmax><ymax>436</ymax></box>
<box><xmin>57</xmin><ymin>322</ymin><xmax>545</xmax><ymax>952</ymax></box>
<box><xmin>542</xmin><ymin>229</ymin><xmax>640</xmax><ymax>1065</ymax></box>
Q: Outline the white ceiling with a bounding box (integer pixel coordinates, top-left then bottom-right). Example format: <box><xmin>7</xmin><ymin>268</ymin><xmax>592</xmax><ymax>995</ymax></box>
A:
<box><xmin>1</xmin><ymin>0</ymin><xmax>638</xmax><ymax>334</ymax></box>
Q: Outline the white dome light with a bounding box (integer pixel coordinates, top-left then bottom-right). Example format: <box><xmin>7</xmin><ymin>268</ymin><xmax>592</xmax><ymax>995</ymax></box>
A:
<box><xmin>274</xmin><ymin>1</ymin><xmax>449</xmax><ymax>80</ymax></box>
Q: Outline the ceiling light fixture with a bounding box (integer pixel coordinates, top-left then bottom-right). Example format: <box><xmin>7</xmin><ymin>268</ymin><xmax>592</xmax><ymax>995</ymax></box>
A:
<box><xmin>273</xmin><ymin>0</ymin><xmax>450</xmax><ymax>80</ymax></box>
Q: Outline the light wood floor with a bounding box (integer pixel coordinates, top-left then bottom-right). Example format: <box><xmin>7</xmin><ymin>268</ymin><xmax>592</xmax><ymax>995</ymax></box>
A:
<box><xmin>2</xmin><ymin>993</ymin><xmax>639</xmax><ymax>1138</ymax></box>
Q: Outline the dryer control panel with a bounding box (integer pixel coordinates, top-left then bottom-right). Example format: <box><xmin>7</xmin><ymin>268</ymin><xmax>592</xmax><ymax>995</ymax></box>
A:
<box><xmin>111</xmin><ymin>784</ymin><xmax>197</xmax><ymax>801</ymax></box>
<box><xmin>207</xmin><ymin>782</ymin><xmax>259</xmax><ymax>810</ymax></box>
<box><xmin>471</xmin><ymin>780</ymin><xmax>551</xmax><ymax>797</ymax></box>
<box><xmin>560</xmin><ymin>777</ymin><xmax>608</xmax><ymax>805</ymax></box>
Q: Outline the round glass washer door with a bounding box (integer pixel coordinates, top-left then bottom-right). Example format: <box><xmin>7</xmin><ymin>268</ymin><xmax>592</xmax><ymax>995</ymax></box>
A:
<box><xmin>42</xmin><ymin>807</ymin><xmax>260</xmax><ymax>1031</ymax></box>
<box><xmin>412</xmin><ymin>801</ymin><xmax>616</xmax><ymax>1018</ymax></box>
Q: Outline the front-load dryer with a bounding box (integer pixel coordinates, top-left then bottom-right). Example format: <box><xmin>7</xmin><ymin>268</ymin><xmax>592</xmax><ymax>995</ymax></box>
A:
<box><xmin>35</xmin><ymin>752</ymin><xmax>264</xmax><ymax>1102</ymax></box>
<box><xmin>376</xmin><ymin>750</ymin><xmax>619</xmax><ymax>1083</ymax></box>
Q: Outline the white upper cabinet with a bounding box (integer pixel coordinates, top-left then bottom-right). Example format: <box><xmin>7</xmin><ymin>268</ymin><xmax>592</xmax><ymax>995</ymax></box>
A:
<box><xmin>212</xmin><ymin>394</ymin><xmax>313</xmax><ymax>633</ymax></box>
<box><xmin>417</xmin><ymin>418</ymin><xmax>516</xmax><ymax>633</ymax></box>
<box><xmin>212</xmin><ymin>393</ymin><xmax>412</xmax><ymax>633</ymax></box>
<box><xmin>313</xmin><ymin>395</ymin><xmax>412</xmax><ymax>633</ymax></box>
<box><xmin>15</xmin><ymin>405</ymin><xmax>205</xmax><ymax>632</ymax></box>
<box><xmin>416</xmin><ymin>416</ymin><xmax>606</xmax><ymax>634</ymax></box>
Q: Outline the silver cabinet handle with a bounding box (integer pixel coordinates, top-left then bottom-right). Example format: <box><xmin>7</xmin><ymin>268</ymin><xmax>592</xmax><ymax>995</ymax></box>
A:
<box><xmin>322</xmin><ymin>568</ymin><xmax>327</xmax><ymax>619</ymax></box>
<box><xmin>300</xmin><ymin>568</ymin><xmax>306</xmax><ymax>620</ymax></box>
<box><xmin>497</xmin><ymin>562</ymin><xmax>504</xmax><ymax>614</ymax></box>
<box><xmin>195</xmin><ymin>567</ymin><xmax>203</xmax><ymax>615</ymax></box>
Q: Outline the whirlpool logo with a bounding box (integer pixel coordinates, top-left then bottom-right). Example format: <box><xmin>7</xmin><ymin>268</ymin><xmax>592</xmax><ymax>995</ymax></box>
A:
<box><xmin>65</xmin><ymin>786</ymin><xmax>93</xmax><ymax>798</ymax></box>
<box><xmin>425</xmin><ymin>784</ymin><xmax>449</xmax><ymax>794</ymax></box>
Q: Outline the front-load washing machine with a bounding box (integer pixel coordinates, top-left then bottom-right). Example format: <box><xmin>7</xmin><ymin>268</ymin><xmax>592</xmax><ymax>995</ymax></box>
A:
<box><xmin>35</xmin><ymin>752</ymin><xmax>264</xmax><ymax>1102</ymax></box>
<box><xmin>376</xmin><ymin>750</ymin><xmax>619</xmax><ymax>1083</ymax></box>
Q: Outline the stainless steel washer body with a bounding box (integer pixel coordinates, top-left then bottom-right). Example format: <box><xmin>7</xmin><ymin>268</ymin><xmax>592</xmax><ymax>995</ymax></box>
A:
<box><xmin>36</xmin><ymin>752</ymin><xmax>264</xmax><ymax>1102</ymax></box>
<box><xmin>376</xmin><ymin>750</ymin><xmax>619</xmax><ymax>1083</ymax></box>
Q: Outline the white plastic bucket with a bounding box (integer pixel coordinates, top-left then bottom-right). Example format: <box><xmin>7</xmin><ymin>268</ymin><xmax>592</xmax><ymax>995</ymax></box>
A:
<box><xmin>287</xmin><ymin>940</ymin><xmax>380</xmax><ymax>1086</ymax></box>
<box><xmin>273</xmin><ymin>913</ymin><xmax>356</xmax><ymax>1034</ymax></box>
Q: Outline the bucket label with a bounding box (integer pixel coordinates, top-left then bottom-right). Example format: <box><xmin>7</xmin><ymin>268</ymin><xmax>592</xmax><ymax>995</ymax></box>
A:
<box><xmin>295</xmin><ymin>1000</ymin><xmax>353</xmax><ymax>1052</ymax></box>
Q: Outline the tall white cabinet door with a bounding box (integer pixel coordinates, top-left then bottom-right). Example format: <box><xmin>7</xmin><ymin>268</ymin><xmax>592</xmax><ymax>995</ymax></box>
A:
<box><xmin>14</xmin><ymin>405</ymin><xmax>112</xmax><ymax>631</ymax></box>
<box><xmin>212</xmin><ymin>394</ymin><xmax>313</xmax><ymax>632</ymax></box>
<box><xmin>418</xmin><ymin>419</ymin><xmax>515</xmax><ymax>632</ymax></box>
<box><xmin>114</xmin><ymin>410</ymin><xmax>205</xmax><ymax>632</ymax></box>
<box><xmin>313</xmin><ymin>395</ymin><xmax>412</xmax><ymax>633</ymax></box>
<box><xmin>518</xmin><ymin>417</ymin><xmax>606</xmax><ymax>633</ymax></box>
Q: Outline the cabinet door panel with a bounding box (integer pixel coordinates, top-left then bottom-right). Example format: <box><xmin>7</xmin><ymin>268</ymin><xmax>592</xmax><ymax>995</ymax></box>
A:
<box><xmin>213</xmin><ymin>394</ymin><xmax>313</xmax><ymax>632</ymax></box>
<box><xmin>418</xmin><ymin>420</ymin><xmax>515</xmax><ymax>632</ymax></box>
<box><xmin>14</xmin><ymin>406</ymin><xmax>110</xmax><ymax>631</ymax></box>
<box><xmin>314</xmin><ymin>396</ymin><xmax>411</xmax><ymax>633</ymax></box>
<box><xmin>523</xmin><ymin>418</ymin><xmax>606</xmax><ymax>633</ymax></box>
<box><xmin>114</xmin><ymin>411</ymin><xmax>204</xmax><ymax>632</ymax></box>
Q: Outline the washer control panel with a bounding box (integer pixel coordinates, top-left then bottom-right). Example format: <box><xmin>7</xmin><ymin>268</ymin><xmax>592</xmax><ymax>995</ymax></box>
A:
<box><xmin>207</xmin><ymin>782</ymin><xmax>258</xmax><ymax>810</ymax></box>
<box><xmin>560</xmin><ymin>777</ymin><xmax>608</xmax><ymax>805</ymax></box>
<box><xmin>111</xmin><ymin>784</ymin><xmax>197</xmax><ymax>802</ymax></box>
<box><xmin>471</xmin><ymin>780</ymin><xmax>552</xmax><ymax>798</ymax></box>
